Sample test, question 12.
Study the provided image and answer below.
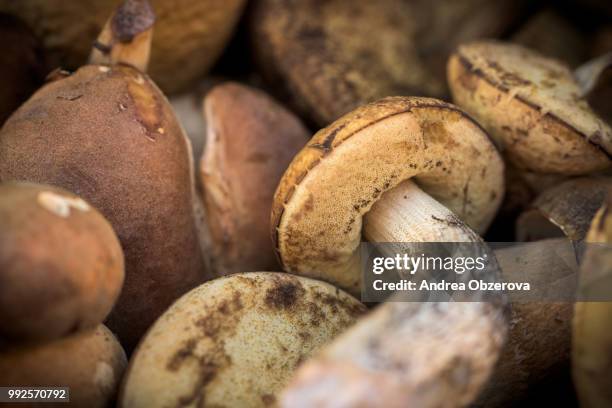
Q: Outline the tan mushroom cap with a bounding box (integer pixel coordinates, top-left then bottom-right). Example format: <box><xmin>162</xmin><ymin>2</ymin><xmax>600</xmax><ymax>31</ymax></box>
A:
<box><xmin>448</xmin><ymin>40</ymin><xmax>612</xmax><ymax>175</ymax></box>
<box><xmin>272</xmin><ymin>96</ymin><xmax>504</xmax><ymax>293</ymax></box>
<box><xmin>0</xmin><ymin>325</ymin><xmax>127</xmax><ymax>408</ymax></box>
<box><xmin>120</xmin><ymin>272</ymin><xmax>365</xmax><ymax>408</ymax></box>
<box><xmin>201</xmin><ymin>83</ymin><xmax>309</xmax><ymax>276</ymax></box>
<box><xmin>0</xmin><ymin>182</ymin><xmax>124</xmax><ymax>342</ymax></box>
<box><xmin>517</xmin><ymin>177</ymin><xmax>612</xmax><ymax>241</ymax></box>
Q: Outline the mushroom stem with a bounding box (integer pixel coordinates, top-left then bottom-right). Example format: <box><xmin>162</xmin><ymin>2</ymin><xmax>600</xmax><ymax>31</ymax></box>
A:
<box><xmin>364</xmin><ymin>179</ymin><xmax>481</xmax><ymax>243</ymax></box>
<box><xmin>574</xmin><ymin>51</ymin><xmax>612</xmax><ymax>97</ymax></box>
<box><xmin>282</xmin><ymin>180</ymin><xmax>507</xmax><ymax>408</ymax></box>
<box><xmin>88</xmin><ymin>0</ymin><xmax>155</xmax><ymax>72</ymax></box>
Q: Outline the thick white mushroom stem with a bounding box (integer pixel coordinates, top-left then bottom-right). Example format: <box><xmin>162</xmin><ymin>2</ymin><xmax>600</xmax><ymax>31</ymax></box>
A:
<box><xmin>364</xmin><ymin>180</ymin><xmax>481</xmax><ymax>243</ymax></box>
<box><xmin>281</xmin><ymin>180</ymin><xmax>507</xmax><ymax>408</ymax></box>
<box><xmin>89</xmin><ymin>0</ymin><xmax>155</xmax><ymax>72</ymax></box>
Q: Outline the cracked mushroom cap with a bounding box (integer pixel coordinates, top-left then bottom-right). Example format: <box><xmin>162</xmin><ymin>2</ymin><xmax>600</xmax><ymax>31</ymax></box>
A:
<box><xmin>271</xmin><ymin>96</ymin><xmax>504</xmax><ymax>294</ymax></box>
<box><xmin>0</xmin><ymin>325</ymin><xmax>127</xmax><ymax>408</ymax></box>
<box><xmin>448</xmin><ymin>40</ymin><xmax>612</xmax><ymax>175</ymax></box>
<box><xmin>517</xmin><ymin>177</ymin><xmax>612</xmax><ymax>241</ymax></box>
<box><xmin>0</xmin><ymin>182</ymin><xmax>124</xmax><ymax>343</ymax></box>
<box><xmin>120</xmin><ymin>272</ymin><xmax>365</xmax><ymax>408</ymax></box>
<box><xmin>201</xmin><ymin>83</ymin><xmax>309</xmax><ymax>276</ymax></box>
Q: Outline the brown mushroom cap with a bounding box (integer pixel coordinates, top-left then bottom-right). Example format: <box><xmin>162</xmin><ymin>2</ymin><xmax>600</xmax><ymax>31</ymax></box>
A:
<box><xmin>0</xmin><ymin>182</ymin><xmax>124</xmax><ymax>342</ymax></box>
<box><xmin>0</xmin><ymin>63</ymin><xmax>206</xmax><ymax>350</ymax></box>
<box><xmin>0</xmin><ymin>0</ymin><xmax>246</xmax><ymax>93</ymax></box>
<box><xmin>448</xmin><ymin>40</ymin><xmax>612</xmax><ymax>175</ymax></box>
<box><xmin>251</xmin><ymin>0</ymin><xmax>526</xmax><ymax>126</ymax></box>
<box><xmin>572</xmin><ymin>194</ymin><xmax>612</xmax><ymax>407</ymax></box>
<box><xmin>120</xmin><ymin>272</ymin><xmax>365</xmax><ymax>408</ymax></box>
<box><xmin>201</xmin><ymin>83</ymin><xmax>309</xmax><ymax>275</ymax></box>
<box><xmin>272</xmin><ymin>96</ymin><xmax>504</xmax><ymax>293</ymax></box>
<box><xmin>517</xmin><ymin>177</ymin><xmax>612</xmax><ymax>241</ymax></box>
<box><xmin>0</xmin><ymin>325</ymin><xmax>127</xmax><ymax>408</ymax></box>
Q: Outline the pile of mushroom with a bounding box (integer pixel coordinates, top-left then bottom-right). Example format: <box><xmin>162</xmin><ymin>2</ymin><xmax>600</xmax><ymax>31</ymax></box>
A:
<box><xmin>0</xmin><ymin>182</ymin><xmax>127</xmax><ymax>406</ymax></box>
<box><xmin>1</xmin><ymin>0</ymin><xmax>611</xmax><ymax>407</ymax></box>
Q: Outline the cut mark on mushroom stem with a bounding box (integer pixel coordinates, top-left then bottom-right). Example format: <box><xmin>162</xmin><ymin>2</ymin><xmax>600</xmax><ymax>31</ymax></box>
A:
<box><xmin>37</xmin><ymin>191</ymin><xmax>90</xmax><ymax>218</ymax></box>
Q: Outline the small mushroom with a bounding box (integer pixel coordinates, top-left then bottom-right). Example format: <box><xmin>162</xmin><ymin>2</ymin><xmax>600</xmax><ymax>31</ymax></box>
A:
<box><xmin>0</xmin><ymin>0</ymin><xmax>207</xmax><ymax>351</ymax></box>
<box><xmin>572</xmin><ymin>193</ymin><xmax>612</xmax><ymax>408</ymax></box>
<box><xmin>251</xmin><ymin>0</ymin><xmax>527</xmax><ymax>126</ymax></box>
<box><xmin>0</xmin><ymin>325</ymin><xmax>127</xmax><ymax>408</ymax></box>
<box><xmin>120</xmin><ymin>272</ymin><xmax>365</xmax><ymax>408</ymax></box>
<box><xmin>517</xmin><ymin>177</ymin><xmax>612</xmax><ymax>241</ymax></box>
<box><xmin>447</xmin><ymin>40</ymin><xmax>612</xmax><ymax>175</ymax></box>
<box><xmin>0</xmin><ymin>182</ymin><xmax>124</xmax><ymax>343</ymax></box>
<box><xmin>274</xmin><ymin>97</ymin><xmax>507</xmax><ymax>406</ymax></box>
<box><xmin>201</xmin><ymin>82</ymin><xmax>309</xmax><ymax>275</ymax></box>
<box><xmin>0</xmin><ymin>0</ymin><xmax>246</xmax><ymax>93</ymax></box>
<box><xmin>0</xmin><ymin>13</ymin><xmax>46</xmax><ymax>125</ymax></box>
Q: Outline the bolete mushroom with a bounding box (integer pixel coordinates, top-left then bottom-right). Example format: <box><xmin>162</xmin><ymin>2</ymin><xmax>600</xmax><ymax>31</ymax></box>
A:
<box><xmin>0</xmin><ymin>13</ymin><xmax>46</xmax><ymax>125</ymax></box>
<box><xmin>0</xmin><ymin>0</ymin><xmax>246</xmax><ymax>93</ymax></box>
<box><xmin>0</xmin><ymin>0</ymin><xmax>206</xmax><ymax>351</ymax></box>
<box><xmin>0</xmin><ymin>182</ymin><xmax>124</xmax><ymax>343</ymax></box>
<box><xmin>120</xmin><ymin>272</ymin><xmax>365</xmax><ymax>408</ymax></box>
<box><xmin>474</xmin><ymin>177</ymin><xmax>612</xmax><ymax>406</ymax></box>
<box><xmin>201</xmin><ymin>82</ymin><xmax>309</xmax><ymax>275</ymax></box>
<box><xmin>273</xmin><ymin>96</ymin><xmax>507</xmax><ymax>406</ymax></box>
<box><xmin>447</xmin><ymin>40</ymin><xmax>612</xmax><ymax>175</ymax></box>
<box><xmin>572</xmin><ymin>193</ymin><xmax>612</xmax><ymax>408</ymax></box>
<box><xmin>517</xmin><ymin>177</ymin><xmax>612</xmax><ymax>242</ymax></box>
<box><xmin>251</xmin><ymin>0</ymin><xmax>526</xmax><ymax>126</ymax></box>
<box><xmin>0</xmin><ymin>325</ymin><xmax>127</xmax><ymax>408</ymax></box>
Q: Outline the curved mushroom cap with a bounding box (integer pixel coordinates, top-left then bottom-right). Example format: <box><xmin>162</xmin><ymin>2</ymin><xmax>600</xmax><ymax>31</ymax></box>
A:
<box><xmin>0</xmin><ymin>182</ymin><xmax>124</xmax><ymax>342</ymax></box>
<box><xmin>0</xmin><ymin>0</ymin><xmax>246</xmax><ymax>93</ymax></box>
<box><xmin>272</xmin><ymin>97</ymin><xmax>504</xmax><ymax>293</ymax></box>
<box><xmin>448</xmin><ymin>40</ymin><xmax>612</xmax><ymax>175</ymax></box>
<box><xmin>517</xmin><ymin>177</ymin><xmax>612</xmax><ymax>241</ymax></box>
<box><xmin>120</xmin><ymin>272</ymin><xmax>365</xmax><ymax>408</ymax></box>
<box><xmin>0</xmin><ymin>325</ymin><xmax>127</xmax><ymax>408</ymax></box>
<box><xmin>201</xmin><ymin>83</ymin><xmax>309</xmax><ymax>275</ymax></box>
<box><xmin>251</xmin><ymin>0</ymin><xmax>525</xmax><ymax>126</ymax></box>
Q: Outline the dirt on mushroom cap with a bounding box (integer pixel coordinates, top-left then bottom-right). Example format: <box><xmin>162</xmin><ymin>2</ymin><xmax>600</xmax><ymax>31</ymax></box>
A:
<box><xmin>120</xmin><ymin>272</ymin><xmax>365</xmax><ymax>408</ymax></box>
<box><xmin>272</xmin><ymin>96</ymin><xmax>503</xmax><ymax>294</ymax></box>
<box><xmin>251</xmin><ymin>0</ymin><xmax>525</xmax><ymax>126</ymax></box>
<box><xmin>448</xmin><ymin>40</ymin><xmax>612</xmax><ymax>175</ymax></box>
<box><xmin>0</xmin><ymin>182</ymin><xmax>124</xmax><ymax>343</ymax></box>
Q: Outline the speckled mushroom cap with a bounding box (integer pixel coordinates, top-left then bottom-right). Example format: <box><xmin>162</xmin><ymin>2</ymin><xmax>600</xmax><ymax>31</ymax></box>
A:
<box><xmin>251</xmin><ymin>0</ymin><xmax>525</xmax><ymax>126</ymax></box>
<box><xmin>120</xmin><ymin>272</ymin><xmax>365</xmax><ymax>408</ymax></box>
<box><xmin>448</xmin><ymin>40</ymin><xmax>612</xmax><ymax>175</ymax></box>
<box><xmin>271</xmin><ymin>96</ymin><xmax>504</xmax><ymax>293</ymax></box>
